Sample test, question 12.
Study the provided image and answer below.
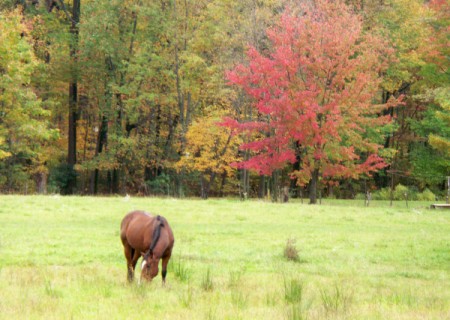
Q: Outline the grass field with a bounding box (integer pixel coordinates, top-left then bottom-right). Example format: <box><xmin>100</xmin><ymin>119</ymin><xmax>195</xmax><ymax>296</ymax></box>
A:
<box><xmin>0</xmin><ymin>196</ymin><xmax>449</xmax><ymax>319</ymax></box>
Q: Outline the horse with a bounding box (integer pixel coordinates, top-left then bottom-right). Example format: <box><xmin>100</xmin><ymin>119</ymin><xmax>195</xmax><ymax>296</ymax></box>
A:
<box><xmin>120</xmin><ymin>210</ymin><xmax>174</xmax><ymax>284</ymax></box>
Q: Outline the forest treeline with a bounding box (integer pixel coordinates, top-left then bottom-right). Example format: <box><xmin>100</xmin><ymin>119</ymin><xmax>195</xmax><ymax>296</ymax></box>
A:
<box><xmin>0</xmin><ymin>0</ymin><xmax>448</xmax><ymax>203</ymax></box>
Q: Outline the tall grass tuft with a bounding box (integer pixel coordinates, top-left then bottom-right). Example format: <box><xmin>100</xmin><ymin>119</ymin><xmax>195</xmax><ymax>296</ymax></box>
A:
<box><xmin>320</xmin><ymin>282</ymin><xmax>353</xmax><ymax>315</ymax></box>
<box><xmin>201</xmin><ymin>267</ymin><xmax>214</xmax><ymax>291</ymax></box>
<box><xmin>173</xmin><ymin>256</ymin><xmax>191</xmax><ymax>282</ymax></box>
<box><xmin>205</xmin><ymin>307</ymin><xmax>217</xmax><ymax>320</ymax></box>
<box><xmin>228</xmin><ymin>270</ymin><xmax>244</xmax><ymax>288</ymax></box>
<box><xmin>284</xmin><ymin>277</ymin><xmax>308</xmax><ymax>320</ymax></box>
<box><xmin>231</xmin><ymin>289</ymin><xmax>248</xmax><ymax>310</ymax></box>
<box><xmin>284</xmin><ymin>277</ymin><xmax>305</xmax><ymax>304</ymax></box>
<box><xmin>265</xmin><ymin>291</ymin><xmax>279</xmax><ymax>306</ymax></box>
<box><xmin>386</xmin><ymin>287</ymin><xmax>417</xmax><ymax>307</ymax></box>
<box><xmin>132</xmin><ymin>282</ymin><xmax>149</xmax><ymax>299</ymax></box>
<box><xmin>44</xmin><ymin>279</ymin><xmax>63</xmax><ymax>299</ymax></box>
<box><xmin>179</xmin><ymin>284</ymin><xmax>193</xmax><ymax>308</ymax></box>
<box><xmin>287</xmin><ymin>303</ymin><xmax>307</xmax><ymax>320</ymax></box>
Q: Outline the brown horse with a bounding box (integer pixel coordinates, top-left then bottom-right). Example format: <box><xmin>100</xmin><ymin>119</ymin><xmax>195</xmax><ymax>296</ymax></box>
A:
<box><xmin>120</xmin><ymin>210</ymin><xmax>174</xmax><ymax>284</ymax></box>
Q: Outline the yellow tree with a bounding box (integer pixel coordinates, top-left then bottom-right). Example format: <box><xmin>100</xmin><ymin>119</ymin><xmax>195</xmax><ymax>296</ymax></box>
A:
<box><xmin>176</xmin><ymin>110</ymin><xmax>241</xmax><ymax>199</ymax></box>
<box><xmin>428</xmin><ymin>89</ymin><xmax>450</xmax><ymax>156</ymax></box>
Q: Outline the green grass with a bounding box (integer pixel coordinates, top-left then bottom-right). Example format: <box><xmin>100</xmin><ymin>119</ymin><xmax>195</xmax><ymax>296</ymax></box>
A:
<box><xmin>0</xmin><ymin>195</ymin><xmax>449</xmax><ymax>319</ymax></box>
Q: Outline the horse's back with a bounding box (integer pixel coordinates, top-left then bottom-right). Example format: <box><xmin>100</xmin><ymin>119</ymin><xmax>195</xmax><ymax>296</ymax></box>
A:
<box><xmin>121</xmin><ymin>210</ymin><xmax>152</xmax><ymax>226</ymax></box>
<box><xmin>120</xmin><ymin>210</ymin><xmax>174</xmax><ymax>254</ymax></box>
<box><xmin>120</xmin><ymin>211</ymin><xmax>152</xmax><ymax>246</ymax></box>
<box><xmin>161</xmin><ymin>216</ymin><xmax>175</xmax><ymax>247</ymax></box>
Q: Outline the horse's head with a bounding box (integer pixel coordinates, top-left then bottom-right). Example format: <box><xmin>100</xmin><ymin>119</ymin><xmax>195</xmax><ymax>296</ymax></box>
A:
<box><xmin>140</xmin><ymin>250</ymin><xmax>159</xmax><ymax>281</ymax></box>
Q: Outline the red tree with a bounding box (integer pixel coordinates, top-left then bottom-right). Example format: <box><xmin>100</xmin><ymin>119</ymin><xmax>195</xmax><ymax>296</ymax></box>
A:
<box><xmin>222</xmin><ymin>0</ymin><xmax>396</xmax><ymax>203</ymax></box>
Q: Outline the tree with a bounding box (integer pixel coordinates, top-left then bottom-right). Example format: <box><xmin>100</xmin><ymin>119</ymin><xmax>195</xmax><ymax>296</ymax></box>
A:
<box><xmin>44</xmin><ymin>0</ymin><xmax>81</xmax><ymax>194</ymax></box>
<box><xmin>0</xmin><ymin>9</ymin><xmax>59</xmax><ymax>193</ymax></box>
<box><xmin>176</xmin><ymin>110</ymin><xmax>241</xmax><ymax>199</ymax></box>
<box><xmin>408</xmin><ymin>0</ymin><xmax>450</xmax><ymax>187</ymax></box>
<box><xmin>428</xmin><ymin>90</ymin><xmax>450</xmax><ymax>157</ymax></box>
<box><xmin>196</xmin><ymin>0</ymin><xmax>284</xmax><ymax>199</ymax></box>
<box><xmin>65</xmin><ymin>0</ymin><xmax>81</xmax><ymax>194</ymax></box>
<box><xmin>224</xmin><ymin>0</ymin><xmax>396</xmax><ymax>203</ymax></box>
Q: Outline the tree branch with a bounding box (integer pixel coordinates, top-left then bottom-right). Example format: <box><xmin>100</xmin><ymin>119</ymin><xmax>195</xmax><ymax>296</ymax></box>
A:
<box><xmin>57</xmin><ymin>0</ymin><xmax>75</xmax><ymax>24</ymax></box>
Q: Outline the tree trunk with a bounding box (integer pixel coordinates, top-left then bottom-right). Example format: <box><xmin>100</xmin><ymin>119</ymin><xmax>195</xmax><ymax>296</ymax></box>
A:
<box><xmin>34</xmin><ymin>172</ymin><xmax>48</xmax><ymax>194</ymax></box>
<box><xmin>283</xmin><ymin>186</ymin><xmax>289</xmax><ymax>203</ymax></box>
<box><xmin>290</xmin><ymin>141</ymin><xmax>302</xmax><ymax>197</ymax></box>
<box><xmin>66</xmin><ymin>0</ymin><xmax>81</xmax><ymax>194</ymax></box>
<box><xmin>107</xmin><ymin>170</ymin><xmax>112</xmax><ymax>193</ymax></box>
<box><xmin>112</xmin><ymin>168</ymin><xmax>119</xmax><ymax>194</ymax></box>
<box><xmin>89</xmin><ymin>115</ymin><xmax>108</xmax><ymax>194</ymax></box>
<box><xmin>219</xmin><ymin>171</ymin><xmax>227</xmax><ymax>197</ymax></box>
<box><xmin>271</xmin><ymin>170</ymin><xmax>280</xmax><ymax>202</ymax></box>
<box><xmin>258</xmin><ymin>175</ymin><xmax>265</xmax><ymax>198</ymax></box>
<box><xmin>106</xmin><ymin>169</ymin><xmax>119</xmax><ymax>194</ymax></box>
<box><xmin>200</xmin><ymin>171</ymin><xmax>216</xmax><ymax>200</ymax></box>
<box><xmin>309</xmin><ymin>168</ymin><xmax>319</xmax><ymax>204</ymax></box>
<box><xmin>239</xmin><ymin>168</ymin><xmax>249</xmax><ymax>200</ymax></box>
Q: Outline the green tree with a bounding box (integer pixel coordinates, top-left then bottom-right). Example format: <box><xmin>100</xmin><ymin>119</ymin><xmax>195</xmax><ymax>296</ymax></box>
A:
<box><xmin>409</xmin><ymin>0</ymin><xmax>450</xmax><ymax>186</ymax></box>
<box><xmin>0</xmin><ymin>9</ymin><xmax>59</xmax><ymax>193</ymax></box>
<box><xmin>364</xmin><ymin>0</ymin><xmax>448</xmax><ymax>191</ymax></box>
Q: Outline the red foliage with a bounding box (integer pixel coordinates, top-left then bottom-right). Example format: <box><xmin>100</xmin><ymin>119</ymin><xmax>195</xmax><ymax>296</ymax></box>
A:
<box><xmin>224</xmin><ymin>0</ymin><xmax>394</xmax><ymax>184</ymax></box>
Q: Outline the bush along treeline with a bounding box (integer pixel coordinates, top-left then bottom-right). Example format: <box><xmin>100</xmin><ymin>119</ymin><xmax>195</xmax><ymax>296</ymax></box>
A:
<box><xmin>0</xmin><ymin>0</ymin><xmax>448</xmax><ymax>203</ymax></box>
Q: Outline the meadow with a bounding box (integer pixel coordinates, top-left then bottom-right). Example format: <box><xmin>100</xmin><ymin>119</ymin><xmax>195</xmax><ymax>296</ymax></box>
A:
<box><xmin>0</xmin><ymin>195</ymin><xmax>449</xmax><ymax>319</ymax></box>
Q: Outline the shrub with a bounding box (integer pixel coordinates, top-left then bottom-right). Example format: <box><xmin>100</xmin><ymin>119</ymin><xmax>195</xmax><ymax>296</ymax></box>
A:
<box><xmin>372</xmin><ymin>185</ymin><xmax>427</xmax><ymax>201</ymax></box>
<box><xmin>372</xmin><ymin>187</ymin><xmax>391</xmax><ymax>200</ymax></box>
<box><xmin>284</xmin><ymin>238</ymin><xmax>299</xmax><ymax>262</ymax></box>
<box><xmin>48</xmin><ymin>163</ymin><xmax>77</xmax><ymax>194</ymax></box>
<box><xmin>354</xmin><ymin>193</ymin><xmax>366</xmax><ymax>200</ymax></box>
<box><xmin>393</xmin><ymin>184</ymin><xmax>409</xmax><ymax>200</ymax></box>
<box><xmin>417</xmin><ymin>188</ymin><xmax>436</xmax><ymax>201</ymax></box>
<box><xmin>145</xmin><ymin>173</ymin><xmax>170</xmax><ymax>195</ymax></box>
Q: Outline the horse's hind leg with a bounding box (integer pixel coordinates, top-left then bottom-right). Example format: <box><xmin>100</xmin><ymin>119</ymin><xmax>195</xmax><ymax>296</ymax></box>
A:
<box><xmin>123</xmin><ymin>243</ymin><xmax>135</xmax><ymax>282</ymax></box>
<box><xmin>131</xmin><ymin>249</ymin><xmax>140</xmax><ymax>274</ymax></box>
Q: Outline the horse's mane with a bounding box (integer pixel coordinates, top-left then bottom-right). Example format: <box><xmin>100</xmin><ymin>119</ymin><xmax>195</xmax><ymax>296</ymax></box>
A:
<box><xmin>148</xmin><ymin>215</ymin><xmax>165</xmax><ymax>255</ymax></box>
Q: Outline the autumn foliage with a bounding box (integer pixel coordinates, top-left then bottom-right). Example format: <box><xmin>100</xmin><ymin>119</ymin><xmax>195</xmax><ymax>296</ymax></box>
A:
<box><xmin>1</xmin><ymin>0</ymin><xmax>446</xmax><ymax>197</ymax></box>
<box><xmin>223</xmin><ymin>0</ymin><xmax>396</xmax><ymax>202</ymax></box>
<box><xmin>176</xmin><ymin>111</ymin><xmax>241</xmax><ymax>198</ymax></box>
